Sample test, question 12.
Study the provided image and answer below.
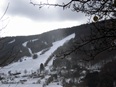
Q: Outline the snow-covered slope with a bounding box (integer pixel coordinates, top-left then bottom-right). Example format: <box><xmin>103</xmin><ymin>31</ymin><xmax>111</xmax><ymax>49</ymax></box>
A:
<box><xmin>1</xmin><ymin>83</ymin><xmax>62</xmax><ymax>87</ymax></box>
<box><xmin>0</xmin><ymin>33</ymin><xmax>75</xmax><ymax>87</ymax></box>
<box><xmin>0</xmin><ymin>33</ymin><xmax>75</xmax><ymax>74</ymax></box>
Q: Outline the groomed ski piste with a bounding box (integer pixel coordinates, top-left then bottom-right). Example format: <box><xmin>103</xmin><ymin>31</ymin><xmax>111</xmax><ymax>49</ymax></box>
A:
<box><xmin>0</xmin><ymin>33</ymin><xmax>75</xmax><ymax>87</ymax></box>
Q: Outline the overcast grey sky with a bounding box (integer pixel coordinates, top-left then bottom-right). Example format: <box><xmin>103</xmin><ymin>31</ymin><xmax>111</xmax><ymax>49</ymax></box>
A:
<box><xmin>0</xmin><ymin>0</ymin><xmax>88</xmax><ymax>37</ymax></box>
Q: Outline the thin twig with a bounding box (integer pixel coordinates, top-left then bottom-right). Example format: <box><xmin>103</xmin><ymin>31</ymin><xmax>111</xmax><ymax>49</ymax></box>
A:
<box><xmin>0</xmin><ymin>2</ymin><xmax>10</xmax><ymax>20</ymax></box>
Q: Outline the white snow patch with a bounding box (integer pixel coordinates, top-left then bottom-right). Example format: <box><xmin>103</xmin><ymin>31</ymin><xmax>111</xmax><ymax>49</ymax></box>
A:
<box><xmin>8</xmin><ymin>39</ymin><xmax>15</xmax><ymax>44</ymax></box>
<box><xmin>32</xmin><ymin>39</ymin><xmax>38</xmax><ymax>42</ymax></box>
<box><xmin>22</xmin><ymin>41</ymin><xmax>28</xmax><ymax>47</ymax></box>
<box><xmin>47</xmin><ymin>57</ymin><xmax>54</xmax><ymax>67</ymax></box>
<box><xmin>22</xmin><ymin>41</ymin><xmax>33</xmax><ymax>55</ymax></box>
<box><xmin>28</xmin><ymin>48</ymin><xmax>33</xmax><ymax>55</ymax></box>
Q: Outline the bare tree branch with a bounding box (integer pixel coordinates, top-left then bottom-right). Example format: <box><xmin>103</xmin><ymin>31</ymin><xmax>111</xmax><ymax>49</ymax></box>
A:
<box><xmin>0</xmin><ymin>2</ymin><xmax>10</xmax><ymax>20</ymax></box>
<box><xmin>30</xmin><ymin>0</ymin><xmax>116</xmax><ymax>21</ymax></box>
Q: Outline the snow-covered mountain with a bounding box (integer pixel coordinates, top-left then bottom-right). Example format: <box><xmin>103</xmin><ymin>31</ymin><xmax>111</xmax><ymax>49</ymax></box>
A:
<box><xmin>0</xmin><ymin>20</ymin><xmax>116</xmax><ymax>87</ymax></box>
<box><xmin>0</xmin><ymin>33</ymin><xmax>75</xmax><ymax>87</ymax></box>
<box><xmin>0</xmin><ymin>33</ymin><xmax>75</xmax><ymax>74</ymax></box>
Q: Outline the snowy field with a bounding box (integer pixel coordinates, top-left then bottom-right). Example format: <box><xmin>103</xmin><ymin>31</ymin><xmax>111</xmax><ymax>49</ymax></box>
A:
<box><xmin>0</xmin><ymin>83</ymin><xmax>62</xmax><ymax>87</ymax></box>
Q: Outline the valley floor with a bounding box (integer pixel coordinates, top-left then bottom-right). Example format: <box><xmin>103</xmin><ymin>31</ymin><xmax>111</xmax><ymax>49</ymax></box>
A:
<box><xmin>0</xmin><ymin>83</ymin><xmax>62</xmax><ymax>87</ymax></box>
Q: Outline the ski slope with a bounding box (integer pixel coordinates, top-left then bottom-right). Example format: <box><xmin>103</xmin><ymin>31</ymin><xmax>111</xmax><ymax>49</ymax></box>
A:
<box><xmin>0</xmin><ymin>33</ymin><xmax>75</xmax><ymax>74</ymax></box>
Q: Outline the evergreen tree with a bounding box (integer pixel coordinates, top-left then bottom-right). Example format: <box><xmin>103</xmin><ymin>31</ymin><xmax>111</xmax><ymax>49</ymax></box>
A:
<box><xmin>40</xmin><ymin>63</ymin><xmax>44</xmax><ymax>73</ymax></box>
